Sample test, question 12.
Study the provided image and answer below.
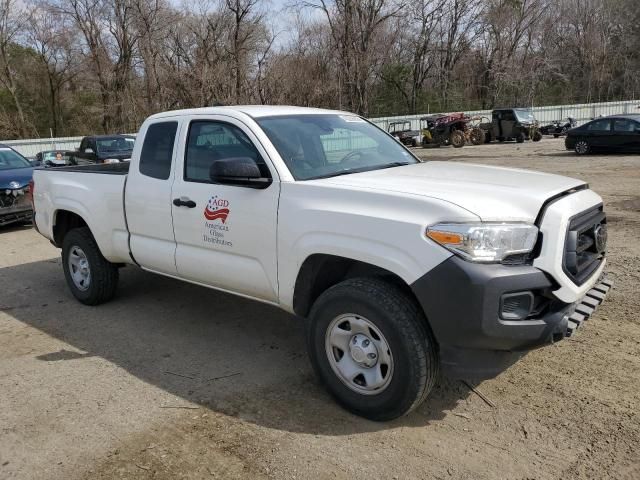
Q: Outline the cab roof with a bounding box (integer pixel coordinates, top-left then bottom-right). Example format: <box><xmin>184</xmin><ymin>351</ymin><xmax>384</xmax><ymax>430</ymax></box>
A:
<box><xmin>147</xmin><ymin>105</ymin><xmax>355</xmax><ymax>120</ymax></box>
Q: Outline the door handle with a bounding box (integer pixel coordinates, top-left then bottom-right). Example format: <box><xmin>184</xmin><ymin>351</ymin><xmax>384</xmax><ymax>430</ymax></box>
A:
<box><xmin>173</xmin><ymin>197</ymin><xmax>196</xmax><ymax>208</ymax></box>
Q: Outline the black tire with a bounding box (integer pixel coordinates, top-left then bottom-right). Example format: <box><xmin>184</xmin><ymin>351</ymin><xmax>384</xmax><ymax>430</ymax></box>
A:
<box><xmin>470</xmin><ymin>128</ymin><xmax>485</xmax><ymax>145</ymax></box>
<box><xmin>306</xmin><ymin>277</ymin><xmax>439</xmax><ymax>421</ymax></box>
<box><xmin>532</xmin><ymin>130</ymin><xmax>542</xmax><ymax>142</ymax></box>
<box><xmin>62</xmin><ymin>227</ymin><xmax>119</xmax><ymax>305</ymax></box>
<box><xmin>574</xmin><ymin>139</ymin><xmax>590</xmax><ymax>155</ymax></box>
<box><xmin>515</xmin><ymin>132</ymin><xmax>525</xmax><ymax>143</ymax></box>
<box><xmin>484</xmin><ymin>131</ymin><xmax>492</xmax><ymax>143</ymax></box>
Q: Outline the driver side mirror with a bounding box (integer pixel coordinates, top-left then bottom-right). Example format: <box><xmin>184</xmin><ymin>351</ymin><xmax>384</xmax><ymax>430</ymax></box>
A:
<box><xmin>209</xmin><ymin>158</ymin><xmax>272</xmax><ymax>189</ymax></box>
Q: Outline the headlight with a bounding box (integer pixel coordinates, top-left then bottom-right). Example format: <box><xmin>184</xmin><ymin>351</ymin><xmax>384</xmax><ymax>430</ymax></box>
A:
<box><xmin>104</xmin><ymin>158</ymin><xmax>120</xmax><ymax>164</ymax></box>
<box><xmin>426</xmin><ymin>223</ymin><xmax>539</xmax><ymax>263</ymax></box>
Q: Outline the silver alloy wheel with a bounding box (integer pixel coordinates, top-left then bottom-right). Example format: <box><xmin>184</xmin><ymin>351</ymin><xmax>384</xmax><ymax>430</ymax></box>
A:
<box><xmin>575</xmin><ymin>140</ymin><xmax>589</xmax><ymax>154</ymax></box>
<box><xmin>325</xmin><ymin>314</ymin><xmax>394</xmax><ymax>395</ymax></box>
<box><xmin>68</xmin><ymin>245</ymin><xmax>91</xmax><ymax>291</ymax></box>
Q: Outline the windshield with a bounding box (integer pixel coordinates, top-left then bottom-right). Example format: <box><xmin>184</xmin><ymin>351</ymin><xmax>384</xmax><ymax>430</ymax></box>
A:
<box><xmin>43</xmin><ymin>151</ymin><xmax>70</xmax><ymax>162</ymax></box>
<box><xmin>256</xmin><ymin>114</ymin><xmax>418</xmax><ymax>180</ymax></box>
<box><xmin>0</xmin><ymin>148</ymin><xmax>31</xmax><ymax>170</ymax></box>
<box><xmin>514</xmin><ymin>109</ymin><xmax>536</xmax><ymax>123</ymax></box>
<box><xmin>96</xmin><ymin>137</ymin><xmax>134</xmax><ymax>153</ymax></box>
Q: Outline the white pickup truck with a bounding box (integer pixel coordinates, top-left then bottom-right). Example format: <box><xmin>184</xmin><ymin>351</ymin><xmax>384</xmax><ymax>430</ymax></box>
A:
<box><xmin>32</xmin><ymin>106</ymin><xmax>612</xmax><ymax>420</ymax></box>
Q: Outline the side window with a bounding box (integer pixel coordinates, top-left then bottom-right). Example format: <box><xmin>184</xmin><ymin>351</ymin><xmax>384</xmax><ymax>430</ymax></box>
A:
<box><xmin>587</xmin><ymin>119</ymin><xmax>611</xmax><ymax>131</ymax></box>
<box><xmin>79</xmin><ymin>139</ymin><xmax>87</xmax><ymax>151</ymax></box>
<box><xmin>139</xmin><ymin>122</ymin><xmax>178</xmax><ymax>180</ymax></box>
<box><xmin>184</xmin><ymin>120</ymin><xmax>270</xmax><ymax>183</ymax></box>
<box><xmin>613</xmin><ymin>119</ymin><xmax>635</xmax><ymax>132</ymax></box>
<box><xmin>503</xmin><ymin>111</ymin><xmax>516</xmax><ymax>121</ymax></box>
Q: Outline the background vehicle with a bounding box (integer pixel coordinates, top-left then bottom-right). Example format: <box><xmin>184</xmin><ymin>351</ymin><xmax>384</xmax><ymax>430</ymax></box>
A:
<box><xmin>387</xmin><ymin>120</ymin><xmax>419</xmax><ymax>146</ymax></box>
<box><xmin>420</xmin><ymin>113</ymin><xmax>468</xmax><ymax>148</ymax></box>
<box><xmin>33</xmin><ymin>106</ymin><xmax>611</xmax><ymax>421</ymax></box>
<box><xmin>540</xmin><ymin>117</ymin><xmax>577</xmax><ymax>137</ymax></box>
<box><xmin>36</xmin><ymin>150</ymin><xmax>74</xmax><ymax>167</ymax></box>
<box><xmin>480</xmin><ymin>108</ymin><xmax>542</xmax><ymax>143</ymax></box>
<box><xmin>565</xmin><ymin>114</ymin><xmax>640</xmax><ymax>155</ymax></box>
<box><xmin>0</xmin><ymin>144</ymin><xmax>34</xmax><ymax>227</ymax></box>
<box><xmin>69</xmin><ymin>134</ymin><xmax>135</xmax><ymax>164</ymax></box>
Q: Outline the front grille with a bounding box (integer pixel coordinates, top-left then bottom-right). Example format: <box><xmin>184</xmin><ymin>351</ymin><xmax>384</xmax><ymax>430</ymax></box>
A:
<box><xmin>563</xmin><ymin>205</ymin><xmax>606</xmax><ymax>285</ymax></box>
<box><xmin>0</xmin><ymin>192</ymin><xmax>19</xmax><ymax>208</ymax></box>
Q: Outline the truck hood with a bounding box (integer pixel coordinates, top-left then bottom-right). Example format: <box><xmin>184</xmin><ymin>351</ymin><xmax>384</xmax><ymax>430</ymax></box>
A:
<box><xmin>318</xmin><ymin>161</ymin><xmax>586</xmax><ymax>222</ymax></box>
<box><xmin>0</xmin><ymin>167</ymin><xmax>34</xmax><ymax>190</ymax></box>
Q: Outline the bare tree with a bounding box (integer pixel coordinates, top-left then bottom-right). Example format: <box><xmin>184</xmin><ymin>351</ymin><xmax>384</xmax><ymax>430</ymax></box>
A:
<box><xmin>0</xmin><ymin>0</ymin><xmax>30</xmax><ymax>135</ymax></box>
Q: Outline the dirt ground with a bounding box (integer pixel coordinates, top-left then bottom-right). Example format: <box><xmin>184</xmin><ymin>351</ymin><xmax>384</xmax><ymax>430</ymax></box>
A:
<box><xmin>1</xmin><ymin>138</ymin><xmax>639</xmax><ymax>480</ymax></box>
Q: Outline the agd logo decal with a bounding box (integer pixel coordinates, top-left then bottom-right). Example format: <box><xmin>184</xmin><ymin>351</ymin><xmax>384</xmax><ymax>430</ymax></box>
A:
<box><xmin>204</xmin><ymin>195</ymin><xmax>230</xmax><ymax>223</ymax></box>
<box><xmin>203</xmin><ymin>195</ymin><xmax>232</xmax><ymax>247</ymax></box>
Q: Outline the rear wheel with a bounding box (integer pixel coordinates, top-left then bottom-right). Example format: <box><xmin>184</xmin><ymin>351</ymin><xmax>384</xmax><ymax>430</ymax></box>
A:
<box><xmin>574</xmin><ymin>139</ymin><xmax>590</xmax><ymax>155</ymax></box>
<box><xmin>62</xmin><ymin>227</ymin><xmax>119</xmax><ymax>305</ymax></box>
<box><xmin>450</xmin><ymin>130</ymin><xmax>465</xmax><ymax>148</ymax></box>
<box><xmin>306</xmin><ymin>277</ymin><xmax>439</xmax><ymax>421</ymax></box>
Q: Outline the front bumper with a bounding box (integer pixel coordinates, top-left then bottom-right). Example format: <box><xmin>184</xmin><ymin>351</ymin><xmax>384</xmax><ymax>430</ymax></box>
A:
<box><xmin>0</xmin><ymin>208</ymin><xmax>32</xmax><ymax>226</ymax></box>
<box><xmin>410</xmin><ymin>256</ymin><xmax>612</xmax><ymax>378</ymax></box>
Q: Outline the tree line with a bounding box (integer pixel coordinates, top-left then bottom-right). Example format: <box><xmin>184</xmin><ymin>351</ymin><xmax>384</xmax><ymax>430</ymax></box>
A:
<box><xmin>0</xmin><ymin>0</ymin><xmax>638</xmax><ymax>139</ymax></box>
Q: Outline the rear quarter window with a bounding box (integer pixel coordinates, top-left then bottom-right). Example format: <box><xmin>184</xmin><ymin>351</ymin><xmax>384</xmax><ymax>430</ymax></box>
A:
<box><xmin>139</xmin><ymin>122</ymin><xmax>178</xmax><ymax>180</ymax></box>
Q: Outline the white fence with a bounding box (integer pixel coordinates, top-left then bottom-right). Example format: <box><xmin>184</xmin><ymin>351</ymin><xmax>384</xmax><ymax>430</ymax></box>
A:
<box><xmin>3</xmin><ymin>99</ymin><xmax>640</xmax><ymax>156</ymax></box>
<box><xmin>369</xmin><ymin>99</ymin><xmax>640</xmax><ymax>131</ymax></box>
<box><xmin>2</xmin><ymin>136</ymin><xmax>85</xmax><ymax>158</ymax></box>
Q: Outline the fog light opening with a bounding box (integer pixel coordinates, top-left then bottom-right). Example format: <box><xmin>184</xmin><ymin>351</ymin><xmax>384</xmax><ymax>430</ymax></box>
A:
<box><xmin>500</xmin><ymin>292</ymin><xmax>535</xmax><ymax>320</ymax></box>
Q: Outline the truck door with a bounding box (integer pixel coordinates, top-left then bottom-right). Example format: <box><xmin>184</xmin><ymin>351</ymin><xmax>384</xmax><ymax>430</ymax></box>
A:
<box><xmin>171</xmin><ymin>116</ymin><xmax>280</xmax><ymax>302</ymax></box>
<box><xmin>125</xmin><ymin>120</ymin><xmax>181</xmax><ymax>275</ymax></box>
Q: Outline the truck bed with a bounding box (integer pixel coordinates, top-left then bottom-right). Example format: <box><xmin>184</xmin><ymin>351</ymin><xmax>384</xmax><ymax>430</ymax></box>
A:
<box><xmin>40</xmin><ymin>162</ymin><xmax>130</xmax><ymax>175</ymax></box>
<box><xmin>33</xmin><ymin>162</ymin><xmax>131</xmax><ymax>264</ymax></box>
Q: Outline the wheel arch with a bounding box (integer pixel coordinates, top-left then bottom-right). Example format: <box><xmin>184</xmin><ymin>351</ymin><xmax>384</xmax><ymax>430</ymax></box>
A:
<box><xmin>292</xmin><ymin>254</ymin><xmax>423</xmax><ymax>320</ymax></box>
<box><xmin>53</xmin><ymin>209</ymin><xmax>90</xmax><ymax>247</ymax></box>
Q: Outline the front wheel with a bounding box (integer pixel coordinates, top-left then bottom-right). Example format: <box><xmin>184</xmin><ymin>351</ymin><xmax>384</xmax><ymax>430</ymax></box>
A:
<box><xmin>532</xmin><ymin>130</ymin><xmax>542</xmax><ymax>142</ymax></box>
<box><xmin>574</xmin><ymin>139</ymin><xmax>590</xmax><ymax>155</ymax></box>
<box><xmin>306</xmin><ymin>277</ymin><xmax>439</xmax><ymax>421</ymax></box>
<box><xmin>62</xmin><ymin>227</ymin><xmax>119</xmax><ymax>305</ymax></box>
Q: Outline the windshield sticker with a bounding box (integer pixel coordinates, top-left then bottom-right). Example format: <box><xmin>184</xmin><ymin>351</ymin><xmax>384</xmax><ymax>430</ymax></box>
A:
<box><xmin>203</xmin><ymin>195</ymin><xmax>232</xmax><ymax>247</ymax></box>
<box><xmin>340</xmin><ymin>115</ymin><xmax>365</xmax><ymax>123</ymax></box>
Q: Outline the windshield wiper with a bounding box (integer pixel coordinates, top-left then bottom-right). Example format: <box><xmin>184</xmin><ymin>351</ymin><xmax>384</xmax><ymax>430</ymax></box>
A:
<box><xmin>308</xmin><ymin>162</ymin><xmax>410</xmax><ymax>180</ymax></box>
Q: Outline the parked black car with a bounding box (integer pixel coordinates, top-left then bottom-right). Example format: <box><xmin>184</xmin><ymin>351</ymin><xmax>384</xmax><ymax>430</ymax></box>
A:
<box><xmin>480</xmin><ymin>108</ymin><xmax>542</xmax><ymax>143</ymax></box>
<box><xmin>540</xmin><ymin>117</ymin><xmax>577</xmax><ymax>137</ymax></box>
<box><xmin>70</xmin><ymin>134</ymin><xmax>135</xmax><ymax>164</ymax></box>
<box><xmin>565</xmin><ymin>115</ymin><xmax>640</xmax><ymax>155</ymax></box>
<box><xmin>0</xmin><ymin>144</ymin><xmax>35</xmax><ymax>227</ymax></box>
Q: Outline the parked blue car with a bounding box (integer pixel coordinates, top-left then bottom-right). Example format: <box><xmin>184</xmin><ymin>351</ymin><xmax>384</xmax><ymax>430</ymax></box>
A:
<box><xmin>0</xmin><ymin>144</ymin><xmax>37</xmax><ymax>227</ymax></box>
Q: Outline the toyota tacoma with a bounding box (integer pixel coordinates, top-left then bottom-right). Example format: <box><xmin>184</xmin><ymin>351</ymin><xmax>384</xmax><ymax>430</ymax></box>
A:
<box><xmin>32</xmin><ymin>106</ymin><xmax>612</xmax><ymax>420</ymax></box>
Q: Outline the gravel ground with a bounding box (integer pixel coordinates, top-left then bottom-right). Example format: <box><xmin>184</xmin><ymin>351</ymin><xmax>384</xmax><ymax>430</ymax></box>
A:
<box><xmin>0</xmin><ymin>138</ymin><xmax>638</xmax><ymax>480</ymax></box>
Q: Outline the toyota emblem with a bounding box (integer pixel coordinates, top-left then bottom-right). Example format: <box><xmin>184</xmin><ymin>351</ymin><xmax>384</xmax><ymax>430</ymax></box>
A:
<box><xmin>594</xmin><ymin>223</ymin><xmax>608</xmax><ymax>254</ymax></box>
